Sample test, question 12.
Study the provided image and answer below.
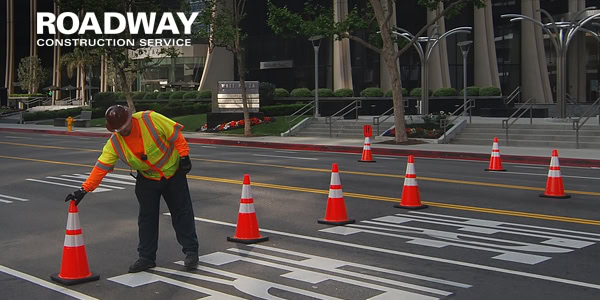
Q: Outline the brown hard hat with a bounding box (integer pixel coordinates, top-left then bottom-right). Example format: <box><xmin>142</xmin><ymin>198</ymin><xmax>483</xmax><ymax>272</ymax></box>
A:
<box><xmin>105</xmin><ymin>105</ymin><xmax>132</xmax><ymax>132</ymax></box>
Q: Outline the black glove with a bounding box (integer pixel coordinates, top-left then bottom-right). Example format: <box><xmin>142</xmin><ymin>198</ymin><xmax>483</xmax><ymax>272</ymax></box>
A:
<box><xmin>180</xmin><ymin>156</ymin><xmax>192</xmax><ymax>174</ymax></box>
<box><xmin>65</xmin><ymin>188</ymin><xmax>87</xmax><ymax>206</ymax></box>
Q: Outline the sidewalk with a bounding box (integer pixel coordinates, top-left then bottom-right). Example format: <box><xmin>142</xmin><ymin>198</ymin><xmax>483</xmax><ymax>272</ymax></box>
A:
<box><xmin>0</xmin><ymin>122</ymin><xmax>598</xmax><ymax>167</ymax></box>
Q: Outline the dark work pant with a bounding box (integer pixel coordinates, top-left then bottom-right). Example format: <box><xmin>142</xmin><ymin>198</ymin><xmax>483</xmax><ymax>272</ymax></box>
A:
<box><xmin>134</xmin><ymin>170</ymin><xmax>199</xmax><ymax>261</ymax></box>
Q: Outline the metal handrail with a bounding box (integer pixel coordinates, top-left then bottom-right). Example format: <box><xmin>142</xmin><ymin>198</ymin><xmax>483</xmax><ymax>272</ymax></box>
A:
<box><xmin>22</xmin><ymin>97</ymin><xmax>50</xmax><ymax>109</ymax></box>
<box><xmin>287</xmin><ymin>100</ymin><xmax>314</xmax><ymax>132</ymax></box>
<box><xmin>572</xmin><ymin>96</ymin><xmax>600</xmax><ymax>148</ymax></box>
<box><xmin>565</xmin><ymin>93</ymin><xmax>577</xmax><ymax>105</ymax></box>
<box><xmin>440</xmin><ymin>98</ymin><xmax>475</xmax><ymax>143</ymax></box>
<box><xmin>501</xmin><ymin>97</ymin><xmax>534</xmax><ymax>145</ymax></box>
<box><xmin>373</xmin><ymin>107</ymin><xmax>394</xmax><ymax>136</ymax></box>
<box><xmin>326</xmin><ymin>100</ymin><xmax>361</xmax><ymax>138</ymax></box>
<box><xmin>504</xmin><ymin>86</ymin><xmax>521</xmax><ymax>105</ymax></box>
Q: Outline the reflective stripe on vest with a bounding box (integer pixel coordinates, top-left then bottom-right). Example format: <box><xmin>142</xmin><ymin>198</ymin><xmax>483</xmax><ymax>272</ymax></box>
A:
<box><xmin>110</xmin><ymin>134</ymin><xmax>132</xmax><ymax>168</ymax></box>
<box><xmin>95</xmin><ymin>160</ymin><xmax>114</xmax><ymax>172</ymax></box>
<box><xmin>142</xmin><ymin>111</ymin><xmax>168</xmax><ymax>154</ymax></box>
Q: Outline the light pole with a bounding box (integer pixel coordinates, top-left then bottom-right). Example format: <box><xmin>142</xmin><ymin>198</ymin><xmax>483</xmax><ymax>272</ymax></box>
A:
<box><xmin>309</xmin><ymin>35</ymin><xmax>323</xmax><ymax>117</ymax></box>
<box><xmin>392</xmin><ymin>26</ymin><xmax>472</xmax><ymax>115</ymax></box>
<box><xmin>502</xmin><ymin>7</ymin><xmax>600</xmax><ymax>119</ymax></box>
<box><xmin>457</xmin><ymin>40</ymin><xmax>472</xmax><ymax>117</ymax></box>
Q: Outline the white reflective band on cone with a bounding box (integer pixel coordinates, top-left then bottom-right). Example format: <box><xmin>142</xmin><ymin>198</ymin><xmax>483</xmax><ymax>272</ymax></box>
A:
<box><xmin>328</xmin><ymin>188</ymin><xmax>343</xmax><ymax>199</ymax></box>
<box><xmin>492</xmin><ymin>143</ymin><xmax>499</xmax><ymax>150</ymax></box>
<box><xmin>364</xmin><ymin>145</ymin><xmax>371</xmax><ymax>150</ymax></box>
<box><xmin>551</xmin><ymin>157</ymin><xmax>559</xmax><ymax>167</ymax></box>
<box><xmin>405</xmin><ymin>164</ymin><xmax>416</xmax><ymax>175</ymax></box>
<box><xmin>491</xmin><ymin>152</ymin><xmax>500</xmax><ymax>157</ymax></box>
<box><xmin>330</xmin><ymin>173</ymin><xmax>341</xmax><ymax>185</ymax></box>
<box><xmin>364</xmin><ymin>137</ymin><xmax>370</xmax><ymax>144</ymax></box>
<box><xmin>548</xmin><ymin>170</ymin><xmax>562</xmax><ymax>177</ymax></box>
<box><xmin>241</xmin><ymin>185</ymin><xmax>252</xmax><ymax>199</ymax></box>
<box><xmin>404</xmin><ymin>178</ymin><xmax>418</xmax><ymax>186</ymax></box>
<box><xmin>238</xmin><ymin>203</ymin><xmax>256</xmax><ymax>213</ymax></box>
<box><xmin>66</xmin><ymin>213</ymin><xmax>81</xmax><ymax>230</ymax></box>
<box><xmin>64</xmin><ymin>235</ymin><xmax>84</xmax><ymax>247</ymax></box>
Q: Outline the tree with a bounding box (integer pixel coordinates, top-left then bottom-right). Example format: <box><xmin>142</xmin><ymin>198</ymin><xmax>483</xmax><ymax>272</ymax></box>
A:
<box><xmin>17</xmin><ymin>56</ymin><xmax>47</xmax><ymax>95</ymax></box>
<box><xmin>197</xmin><ymin>0</ymin><xmax>253</xmax><ymax>137</ymax></box>
<box><xmin>268</xmin><ymin>0</ymin><xmax>483</xmax><ymax>143</ymax></box>
<box><xmin>61</xmin><ymin>47</ymin><xmax>97</xmax><ymax>104</ymax></box>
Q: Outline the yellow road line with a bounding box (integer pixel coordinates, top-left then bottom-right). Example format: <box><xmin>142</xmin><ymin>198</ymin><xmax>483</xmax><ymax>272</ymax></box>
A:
<box><xmin>1</xmin><ymin>154</ymin><xmax>598</xmax><ymax>226</ymax></box>
<box><xmin>0</xmin><ymin>141</ymin><xmax>101</xmax><ymax>152</ymax></box>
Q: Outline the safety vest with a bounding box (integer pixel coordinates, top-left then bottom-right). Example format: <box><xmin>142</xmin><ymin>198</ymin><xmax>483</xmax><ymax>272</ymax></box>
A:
<box><xmin>103</xmin><ymin>111</ymin><xmax>183</xmax><ymax>180</ymax></box>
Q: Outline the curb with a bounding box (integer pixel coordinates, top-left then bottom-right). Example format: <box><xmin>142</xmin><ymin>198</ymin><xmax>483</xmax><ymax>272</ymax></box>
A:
<box><xmin>2</xmin><ymin>127</ymin><xmax>599</xmax><ymax>168</ymax></box>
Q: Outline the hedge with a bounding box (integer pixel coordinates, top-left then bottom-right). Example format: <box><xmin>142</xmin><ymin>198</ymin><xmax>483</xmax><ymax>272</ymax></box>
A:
<box><xmin>132</xmin><ymin>92</ymin><xmax>146</xmax><ymax>100</ymax></box>
<box><xmin>158</xmin><ymin>92</ymin><xmax>172</xmax><ymax>99</ymax></box>
<box><xmin>144</xmin><ymin>92</ymin><xmax>159</xmax><ymax>100</ymax></box>
<box><xmin>290</xmin><ymin>88</ymin><xmax>311</xmax><ymax>97</ymax></box>
<box><xmin>334</xmin><ymin>88</ymin><xmax>354</xmax><ymax>97</ymax></box>
<box><xmin>459</xmin><ymin>86</ymin><xmax>480</xmax><ymax>96</ymax></box>
<box><xmin>183</xmin><ymin>91</ymin><xmax>199</xmax><ymax>99</ymax></box>
<box><xmin>479</xmin><ymin>86</ymin><xmax>501</xmax><ymax>96</ymax></box>
<box><xmin>93</xmin><ymin>92</ymin><xmax>118</xmax><ymax>110</ymax></box>
<box><xmin>260</xmin><ymin>104</ymin><xmax>307</xmax><ymax>117</ymax></box>
<box><xmin>198</xmin><ymin>90</ymin><xmax>212</xmax><ymax>99</ymax></box>
<box><xmin>384</xmin><ymin>88</ymin><xmax>408</xmax><ymax>97</ymax></box>
<box><xmin>311</xmin><ymin>88</ymin><xmax>334</xmax><ymax>97</ymax></box>
<box><xmin>433</xmin><ymin>88</ymin><xmax>458</xmax><ymax>97</ymax></box>
<box><xmin>260</xmin><ymin>82</ymin><xmax>276</xmax><ymax>106</ymax></box>
<box><xmin>409</xmin><ymin>88</ymin><xmax>432</xmax><ymax>97</ymax></box>
<box><xmin>169</xmin><ymin>91</ymin><xmax>186</xmax><ymax>99</ymax></box>
<box><xmin>23</xmin><ymin>107</ymin><xmax>84</xmax><ymax>121</ymax></box>
<box><xmin>274</xmin><ymin>88</ymin><xmax>289</xmax><ymax>97</ymax></box>
<box><xmin>9</xmin><ymin>93</ymin><xmax>44</xmax><ymax>97</ymax></box>
<box><xmin>360</xmin><ymin>87</ymin><xmax>384</xmax><ymax>97</ymax></box>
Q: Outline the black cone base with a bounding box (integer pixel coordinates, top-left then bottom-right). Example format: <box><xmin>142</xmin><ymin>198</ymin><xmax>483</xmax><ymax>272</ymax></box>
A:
<box><xmin>51</xmin><ymin>273</ymin><xmax>99</xmax><ymax>286</ymax></box>
<box><xmin>484</xmin><ymin>169</ymin><xmax>506</xmax><ymax>172</ymax></box>
<box><xmin>394</xmin><ymin>204</ymin><xmax>429</xmax><ymax>210</ymax></box>
<box><xmin>227</xmin><ymin>236</ymin><xmax>269</xmax><ymax>244</ymax></box>
<box><xmin>358</xmin><ymin>160</ymin><xmax>376</xmax><ymax>163</ymax></box>
<box><xmin>539</xmin><ymin>193</ymin><xmax>571</xmax><ymax>199</ymax></box>
<box><xmin>318</xmin><ymin>218</ymin><xmax>355</xmax><ymax>225</ymax></box>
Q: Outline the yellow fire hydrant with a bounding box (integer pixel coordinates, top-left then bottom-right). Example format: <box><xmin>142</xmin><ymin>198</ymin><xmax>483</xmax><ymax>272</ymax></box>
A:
<box><xmin>66</xmin><ymin>116</ymin><xmax>74</xmax><ymax>132</ymax></box>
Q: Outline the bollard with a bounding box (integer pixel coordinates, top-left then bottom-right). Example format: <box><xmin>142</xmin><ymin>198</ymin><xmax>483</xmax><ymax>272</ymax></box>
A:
<box><xmin>66</xmin><ymin>116</ymin><xmax>74</xmax><ymax>132</ymax></box>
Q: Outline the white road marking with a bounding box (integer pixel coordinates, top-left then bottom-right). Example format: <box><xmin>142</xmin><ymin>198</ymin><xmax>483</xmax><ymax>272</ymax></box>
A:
<box><xmin>376</xmin><ymin>156</ymin><xmax>398</xmax><ymax>160</ymax></box>
<box><xmin>3</xmin><ymin>135</ymin><xmax>33</xmax><ymax>139</ymax></box>
<box><xmin>0</xmin><ymin>194</ymin><xmax>28</xmax><ymax>201</ymax></box>
<box><xmin>25</xmin><ymin>179</ymin><xmax>111</xmax><ymax>193</ymax></box>
<box><xmin>275</xmin><ymin>150</ymin><xmax>299</xmax><ymax>154</ymax></box>
<box><xmin>45</xmin><ymin>176</ymin><xmax>125</xmax><ymax>189</ymax></box>
<box><xmin>0</xmin><ymin>199</ymin><xmax>12</xmax><ymax>203</ymax></box>
<box><xmin>498</xmin><ymin>171</ymin><xmax>600</xmax><ymax>180</ymax></box>
<box><xmin>252</xmin><ymin>154</ymin><xmax>318</xmax><ymax>160</ymax></box>
<box><xmin>200</xmin><ymin>145</ymin><xmax>217</xmax><ymax>148</ymax></box>
<box><xmin>512</xmin><ymin>165</ymin><xmax>546</xmax><ymax>170</ymax></box>
<box><xmin>0</xmin><ymin>265</ymin><xmax>98</xmax><ymax>300</ymax></box>
<box><xmin>104</xmin><ymin>173</ymin><xmax>137</xmax><ymax>181</ymax></box>
<box><xmin>63</xmin><ymin>174</ymin><xmax>136</xmax><ymax>186</ymax></box>
<box><xmin>180</xmin><ymin>214</ymin><xmax>600</xmax><ymax>290</ymax></box>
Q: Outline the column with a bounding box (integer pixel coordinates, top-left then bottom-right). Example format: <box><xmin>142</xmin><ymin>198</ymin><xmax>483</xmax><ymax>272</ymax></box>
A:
<box><xmin>52</xmin><ymin>2</ymin><xmax>62</xmax><ymax>103</ymax></box>
<box><xmin>5</xmin><ymin>0</ymin><xmax>14</xmax><ymax>94</ymax></box>
<box><xmin>30</xmin><ymin>0</ymin><xmax>37</xmax><ymax>58</ymax></box>
<box><xmin>333</xmin><ymin>0</ymin><xmax>353</xmax><ymax>90</ymax></box>
<box><xmin>520</xmin><ymin>0</ymin><xmax>553</xmax><ymax>103</ymax></box>
<box><xmin>426</xmin><ymin>2</ymin><xmax>451</xmax><ymax>91</ymax></box>
<box><xmin>473</xmin><ymin>0</ymin><xmax>500</xmax><ymax>88</ymax></box>
<box><xmin>567</xmin><ymin>0</ymin><xmax>586</xmax><ymax>103</ymax></box>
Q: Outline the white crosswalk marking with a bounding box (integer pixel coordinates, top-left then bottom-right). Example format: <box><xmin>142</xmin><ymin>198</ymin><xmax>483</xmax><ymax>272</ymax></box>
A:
<box><xmin>46</xmin><ymin>176</ymin><xmax>125</xmax><ymax>190</ymax></box>
<box><xmin>26</xmin><ymin>172</ymin><xmax>135</xmax><ymax>193</ymax></box>
<box><xmin>26</xmin><ymin>179</ymin><xmax>111</xmax><ymax>193</ymax></box>
<box><xmin>63</xmin><ymin>174</ymin><xmax>136</xmax><ymax>185</ymax></box>
<box><xmin>0</xmin><ymin>194</ymin><xmax>29</xmax><ymax>202</ymax></box>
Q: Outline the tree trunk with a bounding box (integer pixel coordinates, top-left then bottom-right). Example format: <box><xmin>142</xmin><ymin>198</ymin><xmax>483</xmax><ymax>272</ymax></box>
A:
<box><xmin>117</xmin><ymin>67</ymin><xmax>136</xmax><ymax>112</ymax></box>
<box><xmin>370</xmin><ymin>0</ymin><xmax>407</xmax><ymax>142</ymax></box>
<box><xmin>81</xmin><ymin>65</ymin><xmax>87</xmax><ymax>105</ymax></box>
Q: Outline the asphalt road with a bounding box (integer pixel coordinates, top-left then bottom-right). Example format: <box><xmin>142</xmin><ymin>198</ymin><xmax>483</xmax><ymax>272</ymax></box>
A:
<box><xmin>1</xmin><ymin>131</ymin><xmax>599</xmax><ymax>300</ymax></box>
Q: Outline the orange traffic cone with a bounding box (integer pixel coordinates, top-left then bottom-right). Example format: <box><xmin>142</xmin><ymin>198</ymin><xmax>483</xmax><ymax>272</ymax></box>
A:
<box><xmin>485</xmin><ymin>137</ymin><xmax>506</xmax><ymax>171</ymax></box>
<box><xmin>318</xmin><ymin>163</ymin><xmax>355</xmax><ymax>225</ymax></box>
<box><xmin>358</xmin><ymin>136</ymin><xmax>376</xmax><ymax>162</ymax></box>
<box><xmin>51</xmin><ymin>201</ymin><xmax>99</xmax><ymax>285</ymax></box>
<box><xmin>228</xmin><ymin>174</ymin><xmax>269</xmax><ymax>244</ymax></box>
<box><xmin>395</xmin><ymin>155</ymin><xmax>428</xmax><ymax>210</ymax></box>
<box><xmin>540</xmin><ymin>149</ymin><xmax>570</xmax><ymax>199</ymax></box>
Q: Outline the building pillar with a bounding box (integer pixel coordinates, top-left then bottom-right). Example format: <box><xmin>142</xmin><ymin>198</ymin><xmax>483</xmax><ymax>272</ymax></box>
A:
<box><xmin>30</xmin><ymin>0</ymin><xmax>37</xmax><ymax>58</ymax></box>
<box><xmin>333</xmin><ymin>0</ymin><xmax>353</xmax><ymax>90</ymax></box>
<box><xmin>5</xmin><ymin>0</ymin><xmax>14</xmax><ymax>94</ymax></box>
<box><xmin>520</xmin><ymin>0</ymin><xmax>553</xmax><ymax>103</ymax></box>
<box><xmin>473</xmin><ymin>0</ymin><xmax>500</xmax><ymax>89</ymax></box>
<box><xmin>567</xmin><ymin>0</ymin><xmax>586</xmax><ymax>103</ymax></box>
<box><xmin>52</xmin><ymin>2</ymin><xmax>62</xmax><ymax>103</ymax></box>
<box><xmin>426</xmin><ymin>3</ymin><xmax>451</xmax><ymax>91</ymax></box>
<box><xmin>379</xmin><ymin>1</ymin><xmax>397</xmax><ymax>92</ymax></box>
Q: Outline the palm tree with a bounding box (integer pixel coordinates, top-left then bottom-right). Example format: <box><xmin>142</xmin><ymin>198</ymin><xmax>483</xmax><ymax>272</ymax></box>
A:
<box><xmin>61</xmin><ymin>48</ymin><xmax>97</xmax><ymax>105</ymax></box>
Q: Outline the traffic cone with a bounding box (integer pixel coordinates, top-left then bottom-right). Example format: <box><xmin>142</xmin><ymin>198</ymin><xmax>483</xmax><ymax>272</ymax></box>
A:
<box><xmin>228</xmin><ymin>174</ymin><xmax>269</xmax><ymax>244</ymax></box>
<box><xmin>358</xmin><ymin>136</ymin><xmax>376</xmax><ymax>162</ymax></box>
<box><xmin>485</xmin><ymin>137</ymin><xmax>506</xmax><ymax>171</ymax></box>
<box><xmin>51</xmin><ymin>201</ymin><xmax>99</xmax><ymax>286</ymax></box>
<box><xmin>395</xmin><ymin>155</ymin><xmax>428</xmax><ymax>210</ymax></box>
<box><xmin>318</xmin><ymin>163</ymin><xmax>355</xmax><ymax>225</ymax></box>
<box><xmin>540</xmin><ymin>149</ymin><xmax>570</xmax><ymax>199</ymax></box>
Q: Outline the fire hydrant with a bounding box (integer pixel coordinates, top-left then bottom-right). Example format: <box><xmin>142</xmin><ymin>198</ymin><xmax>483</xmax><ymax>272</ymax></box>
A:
<box><xmin>66</xmin><ymin>116</ymin><xmax>74</xmax><ymax>132</ymax></box>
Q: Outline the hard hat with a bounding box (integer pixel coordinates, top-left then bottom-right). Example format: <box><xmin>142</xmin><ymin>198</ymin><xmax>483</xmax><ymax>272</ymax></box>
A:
<box><xmin>105</xmin><ymin>105</ymin><xmax>132</xmax><ymax>132</ymax></box>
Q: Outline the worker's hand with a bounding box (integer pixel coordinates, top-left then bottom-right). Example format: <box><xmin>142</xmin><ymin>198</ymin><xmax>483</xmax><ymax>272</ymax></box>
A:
<box><xmin>65</xmin><ymin>188</ymin><xmax>87</xmax><ymax>206</ymax></box>
<box><xmin>180</xmin><ymin>156</ymin><xmax>192</xmax><ymax>174</ymax></box>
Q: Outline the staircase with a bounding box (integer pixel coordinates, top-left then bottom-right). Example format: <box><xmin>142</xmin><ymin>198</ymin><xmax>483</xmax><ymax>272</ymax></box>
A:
<box><xmin>294</xmin><ymin>118</ymin><xmax>394</xmax><ymax>139</ymax></box>
<box><xmin>451</xmin><ymin>123</ymin><xmax>600</xmax><ymax>149</ymax></box>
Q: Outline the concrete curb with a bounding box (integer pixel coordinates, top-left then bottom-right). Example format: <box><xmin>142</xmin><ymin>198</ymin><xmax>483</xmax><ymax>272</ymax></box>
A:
<box><xmin>2</xmin><ymin>127</ymin><xmax>599</xmax><ymax>168</ymax></box>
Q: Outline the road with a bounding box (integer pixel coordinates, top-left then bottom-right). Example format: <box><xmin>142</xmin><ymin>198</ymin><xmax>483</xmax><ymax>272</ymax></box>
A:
<box><xmin>0</xmin><ymin>131</ymin><xmax>599</xmax><ymax>299</ymax></box>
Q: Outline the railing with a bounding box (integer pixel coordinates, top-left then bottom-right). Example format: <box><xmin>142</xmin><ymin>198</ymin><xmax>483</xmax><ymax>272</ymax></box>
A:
<box><xmin>286</xmin><ymin>100</ymin><xmax>314</xmax><ymax>132</ymax></box>
<box><xmin>501</xmin><ymin>98</ymin><xmax>534</xmax><ymax>146</ymax></box>
<box><xmin>565</xmin><ymin>93</ymin><xmax>577</xmax><ymax>105</ymax></box>
<box><xmin>440</xmin><ymin>98</ymin><xmax>475</xmax><ymax>143</ymax></box>
<box><xmin>504</xmin><ymin>86</ymin><xmax>521</xmax><ymax>105</ymax></box>
<box><xmin>572</xmin><ymin>96</ymin><xmax>600</xmax><ymax>149</ymax></box>
<box><xmin>325</xmin><ymin>100</ymin><xmax>361</xmax><ymax>138</ymax></box>
<box><xmin>371</xmin><ymin>99</ymin><xmax>413</xmax><ymax>136</ymax></box>
<box><xmin>21</xmin><ymin>97</ymin><xmax>51</xmax><ymax>109</ymax></box>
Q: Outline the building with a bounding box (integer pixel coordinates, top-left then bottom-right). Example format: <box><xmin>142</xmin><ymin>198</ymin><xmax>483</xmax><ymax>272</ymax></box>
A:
<box><xmin>2</xmin><ymin>0</ymin><xmax>600</xmax><ymax>108</ymax></box>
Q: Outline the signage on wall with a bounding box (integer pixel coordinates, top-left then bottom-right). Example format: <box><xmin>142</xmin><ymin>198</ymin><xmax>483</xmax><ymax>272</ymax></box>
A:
<box><xmin>259</xmin><ymin>60</ymin><xmax>293</xmax><ymax>70</ymax></box>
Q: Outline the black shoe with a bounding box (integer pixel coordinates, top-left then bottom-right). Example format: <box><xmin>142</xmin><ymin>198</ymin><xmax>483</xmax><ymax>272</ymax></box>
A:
<box><xmin>184</xmin><ymin>252</ymin><xmax>199</xmax><ymax>269</ymax></box>
<box><xmin>128</xmin><ymin>258</ymin><xmax>156</xmax><ymax>273</ymax></box>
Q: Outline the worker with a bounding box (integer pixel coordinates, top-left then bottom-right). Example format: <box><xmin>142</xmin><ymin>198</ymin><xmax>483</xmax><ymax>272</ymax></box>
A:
<box><xmin>64</xmin><ymin>105</ymin><xmax>199</xmax><ymax>273</ymax></box>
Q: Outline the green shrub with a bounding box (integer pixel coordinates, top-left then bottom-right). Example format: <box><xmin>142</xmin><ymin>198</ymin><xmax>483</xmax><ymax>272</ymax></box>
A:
<box><xmin>168</xmin><ymin>99</ymin><xmax>183</xmax><ymax>107</ymax></box>
<box><xmin>260</xmin><ymin>104</ymin><xmax>306</xmax><ymax>116</ymax></box>
<box><xmin>433</xmin><ymin>88</ymin><xmax>458</xmax><ymax>97</ymax></box>
<box><xmin>144</xmin><ymin>92</ymin><xmax>159</xmax><ymax>100</ymax></box>
<box><xmin>260</xmin><ymin>82</ymin><xmax>276</xmax><ymax>106</ymax></box>
<box><xmin>479</xmin><ymin>86</ymin><xmax>501</xmax><ymax>96</ymax></box>
<box><xmin>116</xmin><ymin>92</ymin><xmax>126</xmax><ymax>100</ymax></box>
<box><xmin>192</xmin><ymin>103</ymin><xmax>211</xmax><ymax>114</ymax></box>
<box><xmin>198</xmin><ymin>90</ymin><xmax>212</xmax><ymax>99</ymax></box>
<box><xmin>9</xmin><ymin>93</ymin><xmax>44</xmax><ymax>97</ymax></box>
<box><xmin>169</xmin><ymin>91</ymin><xmax>186</xmax><ymax>99</ymax></box>
<box><xmin>149</xmin><ymin>103</ymin><xmax>163</xmax><ymax>112</ymax></box>
<box><xmin>384</xmin><ymin>88</ymin><xmax>408</xmax><ymax>97</ymax></box>
<box><xmin>459</xmin><ymin>86</ymin><xmax>480</xmax><ymax>96</ymax></box>
<box><xmin>93</xmin><ymin>92</ymin><xmax>118</xmax><ymax>110</ymax></box>
<box><xmin>158</xmin><ymin>92</ymin><xmax>172</xmax><ymax>99</ymax></box>
<box><xmin>274</xmin><ymin>88</ymin><xmax>289</xmax><ymax>97</ymax></box>
<box><xmin>183</xmin><ymin>91</ymin><xmax>199</xmax><ymax>99</ymax></box>
<box><xmin>334</xmin><ymin>88</ymin><xmax>354</xmax><ymax>97</ymax></box>
<box><xmin>360</xmin><ymin>87</ymin><xmax>384</xmax><ymax>97</ymax></box>
<box><xmin>311</xmin><ymin>88</ymin><xmax>334</xmax><ymax>97</ymax></box>
<box><xmin>132</xmin><ymin>92</ymin><xmax>146</xmax><ymax>100</ymax></box>
<box><xmin>409</xmin><ymin>88</ymin><xmax>432</xmax><ymax>97</ymax></box>
<box><xmin>23</xmin><ymin>107</ymin><xmax>83</xmax><ymax>121</ymax></box>
<box><xmin>290</xmin><ymin>88</ymin><xmax>312</xmax><ymax>97</ymax></box>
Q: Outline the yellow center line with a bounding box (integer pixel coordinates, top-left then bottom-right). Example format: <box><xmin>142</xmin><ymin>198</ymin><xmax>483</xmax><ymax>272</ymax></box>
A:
<box><xmin>0</xmin><ymin>141</ymin><xmax>102</xmax><ymax>153</ymax></box>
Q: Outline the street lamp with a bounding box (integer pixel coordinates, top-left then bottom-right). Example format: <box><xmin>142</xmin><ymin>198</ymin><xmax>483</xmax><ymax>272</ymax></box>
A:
<box><xmin>502</xmin><ymin>7</ymin><xmax>600</xmax><ymax>119</ymax></box>
<box><xmin>392</xmin><ymin>26</ymin><xmax>472</xmax><ymax>115</ymax></box>
<box><xmin>457</xmin><ymin>40</ymin><xmax>472</xmax><ymax>117</ymax></box>
<box><xmin>309</xmin><ymin>35</ymin><xmax>324</xmax><ymax>117</ymax></box>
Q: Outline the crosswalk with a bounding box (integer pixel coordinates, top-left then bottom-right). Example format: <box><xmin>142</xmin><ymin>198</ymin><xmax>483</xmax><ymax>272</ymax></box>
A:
<box><xmin>0</xmin><ymin>193</ymin><xmax>29</xmax><ymax>204</ymax></box>
<box><xmin>26</xmin><ymin>173</ymin><xmax>135</xmax><ymax>193</ymax></box>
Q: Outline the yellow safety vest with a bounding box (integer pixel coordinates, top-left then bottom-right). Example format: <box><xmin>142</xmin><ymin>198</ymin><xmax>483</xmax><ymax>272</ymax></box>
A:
<box><xmin>97</xmin><ymin>111</ymin><xmax>184</xmax><ymax>180</ymax></box>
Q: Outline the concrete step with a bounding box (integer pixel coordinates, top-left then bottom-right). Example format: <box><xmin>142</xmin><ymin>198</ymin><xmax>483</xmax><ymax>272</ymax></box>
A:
<box><xmin>459</xmin><ymin>122</ymin><xmax>600</xmax><ymax>129</ymax></box>
<box><xmin>451</xmin><ymin>138</ymin><xmax>600</xmax><ymax>149</ymax></box>
<box><xmin>455</xmin><ymin>133</ymin><xmax>600</xmax><ymax>141</ymax></box>
<box><xmin>460</xmin><ymin>128</ymin><xmax>600</xmax><ymax>136</ymax></box>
